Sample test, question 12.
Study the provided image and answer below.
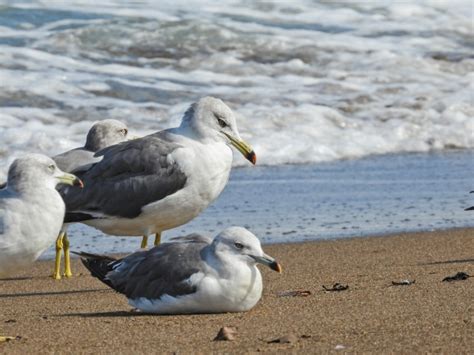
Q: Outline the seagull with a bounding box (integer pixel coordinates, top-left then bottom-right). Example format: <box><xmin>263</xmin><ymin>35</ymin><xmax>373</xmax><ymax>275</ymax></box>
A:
<box><xmin>0</xmin><ymin>154</ymin><xmax>82</xmax><ymax>276</ymax></box>
<box><xmin>54</xmin><ymin>119</ymin><xmax>129</xmax><ymax>173</ymax></box>
<box><xmin>62</xmin><ymin>97</ymin><xmax>256</xmax><ymax>254</ymax></box>
<box><xmin>51</xmin><ymin>119</ymin><xmax>129</xmax><ymax>279</ymax></box>
<box><xmin>0</xmin><ymin>154</ymin><xmax>81</xmax><ymax>343</ymax></box>
<box><xmin>77</xmin><ymin>226</ymin><xmax>281</xmax><ymax>314</ymax></box>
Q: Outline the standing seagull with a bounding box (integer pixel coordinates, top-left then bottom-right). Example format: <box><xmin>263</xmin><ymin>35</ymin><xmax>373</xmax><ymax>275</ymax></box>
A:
<box><xmin>0</xmin><ymin>154</ymin><xmax>81</xmax><ymax>341</ymax></box>
<box><xmin>62</xmin><ymin>97</ymin><xmax>256</xmax><ymax>250</ymax></box>
<box><xmin>52</xmin><ymin>119</ymin><xmax>129</xmax><ymax>279</ymax></box>
<box><xmin>0</xmin><ymin>154</ymin><xmax>82</xmax><ymax>342</ymax></box>
<box><xmin>0</xmin><ymin>154</ymin><xmax>82</xmax><ymax>275</ymax></box>
<box><xmin>78</xmin><ymin>227</ymin><xmax>281</xmax><ymax>314</ymax></box>
<box><xmin>54</xmin><ymin>119</ymin><xmax>129</xmax><ymax>173</ymax></box>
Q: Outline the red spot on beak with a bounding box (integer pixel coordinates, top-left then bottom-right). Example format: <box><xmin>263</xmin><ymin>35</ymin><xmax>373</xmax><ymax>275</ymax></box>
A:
<box><xmin>247</xmin><ymin>151</ymin><xmax>257</xmax><ymax>165</ymax></box>
<box><xmin>75</xmin><ymin>179</ymin><xmax>84</xmax><ymax>188</ymax></box>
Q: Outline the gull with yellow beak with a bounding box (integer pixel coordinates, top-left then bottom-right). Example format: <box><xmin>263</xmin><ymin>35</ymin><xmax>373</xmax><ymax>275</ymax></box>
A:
<box><xmin>1</xmin><ymin>154</ymin><xmax>82</xmax><ymax>278</ymax></box>
<box><xmin>0</xmin><ymin>154</ymin><xmax>81</xmax><ymax>342</ymax></box>
<box><xmin>77</xmin><ymin>227</ymin><xmax>281</xmax><ymax>314</ymax></box>
<box><xmin>51</xmin><ymin>119</ymin><xmax>130</xmax><ymax>280</ymax></box>
<box><xmin>61</xmin><ymin>97</ymin><xmax>256</xmax><ymax>250</ymax></box>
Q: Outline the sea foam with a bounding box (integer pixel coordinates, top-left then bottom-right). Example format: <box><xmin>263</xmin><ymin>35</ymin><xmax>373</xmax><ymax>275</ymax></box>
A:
<box><xmin>0</xmin><ymin>1</ymin><xmax>473</xmax><ymax>179</ymax></box>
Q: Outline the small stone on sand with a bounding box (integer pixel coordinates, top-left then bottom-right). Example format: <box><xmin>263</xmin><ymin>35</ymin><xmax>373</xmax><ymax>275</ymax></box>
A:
<box><xmin>213</xmin><ymin>327</ymin><xmax>237</xmax><ymax>341</ymax></box>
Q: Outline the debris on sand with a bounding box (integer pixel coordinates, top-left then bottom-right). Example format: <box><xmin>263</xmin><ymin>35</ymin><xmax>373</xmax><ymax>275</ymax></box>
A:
<box><xmin>391</xmin><ymin>279</ymin><xmax>416</xmax><ymax>286</ymax></box>
<box><xmin>268</xmin><ymin>334</ymin><xmax>298</xmax><ymax>344</ymax></box>
<box><xmin>277</xmin><ymin>290</ymin><xmax>311</xmax><ymax>297</ymax></box>
<box><xmin>213</xmin><ymin>327</ymin><xmax>237</xmax><ymax>341</ymax></box>
<box><xmin>442</xmin><ymin>272</ymin><xmax>470</xmax><ymax>282</ymax></box>
<box><xmin>0</xmin><ymin>336</ymin><xmax>20</xmax><ymax>343</ymax></box>
<box><xmin>323</xmin><ymin>283</ymin><xmax>349</xmax><ymax>292</ymax></box>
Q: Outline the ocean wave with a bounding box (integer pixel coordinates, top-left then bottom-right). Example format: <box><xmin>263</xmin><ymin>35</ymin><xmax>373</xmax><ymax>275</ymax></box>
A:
<box><xmin>0</xmin><ymin>0</ymin><xmax>473</xmax><ymax>178</ymax></box>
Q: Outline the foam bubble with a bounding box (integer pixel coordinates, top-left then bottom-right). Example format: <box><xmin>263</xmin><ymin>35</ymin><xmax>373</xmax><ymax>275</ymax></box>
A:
<box><xmin>0</xmin><ymin>0</ymin><xmax>473</xmax><ymax>174</ymax></box>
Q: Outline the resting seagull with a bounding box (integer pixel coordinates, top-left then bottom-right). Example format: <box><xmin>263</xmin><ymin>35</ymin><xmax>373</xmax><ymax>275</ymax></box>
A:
<box><xmin>52</xmin><ymin>119</ymin><xmax>129</xmax><ymax>279</ymax></box>
<box><xmin>78</xmin><ymin>227</ymin><xmax>281</xmax><ymax>314</ymax></box>
<box><xmin>62</xmin><ymin>97</ymin><xmax>256</xmax><ymax>251</ymax></box>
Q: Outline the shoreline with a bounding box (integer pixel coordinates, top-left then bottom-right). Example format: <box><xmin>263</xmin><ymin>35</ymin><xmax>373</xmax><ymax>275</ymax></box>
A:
<box><xmin>37</xmin><ymin>226</ymin><xmax>474</xmax><ymax>261</ymax></box>
<box><xmin>39</xmin><ymin>150</ymin><xmax>474</xmax><ymax>259</ymax></box>
<box><xmin>2</xmin><ymin>228</ymin><xmax>473</xmax><ymax>353</ymax></box>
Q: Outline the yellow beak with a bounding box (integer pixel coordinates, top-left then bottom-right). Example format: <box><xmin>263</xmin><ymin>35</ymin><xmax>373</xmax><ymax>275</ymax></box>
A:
<box><xmin>251</xmin><ymin>254</ymin><xmax>282</xmax><ymax>273</ymax></box>
<box><xmin>222</xmin><ymin>132</ymin><xmax>256</xmax><ymax>165</ymax></box>
<box><xmin>57</xmin><ymin>173</ymin><xmax>83</xmax><ymax>188</ymax></box>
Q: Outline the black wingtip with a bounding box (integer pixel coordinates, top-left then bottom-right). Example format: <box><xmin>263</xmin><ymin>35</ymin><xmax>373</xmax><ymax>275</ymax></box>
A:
<box><xmin>64</xmin><ymin>212</ymin><xmax>96</xmax><ymax>223</ymax></box>
<box><xmin>465</xmin><ymin>206</ymin><xmax>474</xmax><ymax>211</ymax></box>
<box><xmin>76</xmin><ymin>251</ymin><xmax>117</xmax><ymax>288</ymax></box>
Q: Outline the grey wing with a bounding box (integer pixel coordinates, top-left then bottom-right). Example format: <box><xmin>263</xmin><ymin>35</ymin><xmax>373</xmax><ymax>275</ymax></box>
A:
<box><xmin>53</xmin><ymin>148</ymin><xmax>99</xmax><ymax>174</ymax></box>
<box><xmin>62</xmin><ymin>133</ymin><xmax>187</xmax><ymax>221</ymax></box>
<box><xmin>107</xmin><ymin>238</ymin><xmax>209</xmax><ymax>300</ymax></box>
<box><xmin>169</xmin><ymin>233</ymin><xmax>213</xmax><ymax>244</ymax></box>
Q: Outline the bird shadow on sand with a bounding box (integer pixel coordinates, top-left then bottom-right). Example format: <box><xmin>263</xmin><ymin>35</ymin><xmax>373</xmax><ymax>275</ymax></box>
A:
<box><xmin>60</xmin><ymin>311</ymin><xmax>159</xmax><ymax>318</ymax></box>
<box><xmin>418</xmin><ymin>258</ymin><xmax>474</xmax><ymax>266</ymax></box>
<box><xmin>0</xmin><ymin>276</ymin><xmax>35</xmax><ymax>281</ymax></box>
<box><xmin>0</xmin><ymin>288</ymin><xmax>110</xmax><ymax>299</ymax></box>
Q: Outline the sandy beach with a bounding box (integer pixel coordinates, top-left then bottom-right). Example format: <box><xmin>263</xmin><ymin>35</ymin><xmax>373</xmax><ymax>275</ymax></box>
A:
<box><xmin>1</xmin><ymin>2</ymin><xmax>472</xmax><ymax>354</ymax></box>
<box><xmin>1</xmin><ymin>228</ymin><xmax>472</xmax><ymax>354</ymax></box>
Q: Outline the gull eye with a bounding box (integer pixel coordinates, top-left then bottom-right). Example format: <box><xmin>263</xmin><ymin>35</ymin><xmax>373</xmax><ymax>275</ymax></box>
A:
<box><xmin>119</xmin><ymin>128</ymin><xmax>128</xmax><ymax>136</ymax></box>
<box><xmin>214</xmin><ymin>113</ymin><xmax>227</xmax><ymax>128</ymax></box>
<box><xmin>234</xmin><ymin>242</ymin><xmax>244</xmax><ymax>250</ymax></box>
<box><xmin>48</xmin><ymin>164</ymin><xmax>56</xmax><ymax>172</ymax></box>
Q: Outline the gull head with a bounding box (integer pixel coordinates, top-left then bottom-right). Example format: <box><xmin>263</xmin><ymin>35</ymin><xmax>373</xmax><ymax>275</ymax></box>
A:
<box><xmin>85</xmin><ymin>119</ymin><xmax>129</xmax><ymax>152</ymax></box>
<box><xmin>7</xmin><ymin>154</ymin><xmax>83</xmax><ymax>192</ymax></box>
<box><xmin>212</xmin><ymin>226</ymin><xmax>282</xmax><ymax>273</ymax></box>
<box><xmin>181</xmin><ymin>97</ymin><xmax>256</xmax><ymax>164</ymax></box>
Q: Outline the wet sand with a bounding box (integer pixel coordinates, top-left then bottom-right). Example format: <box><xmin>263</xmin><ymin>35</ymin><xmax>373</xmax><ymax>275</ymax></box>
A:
<box><xmin>1</xmin><ymin>228</ymin><xmax>473</xmax><ymax>353</ymax></box>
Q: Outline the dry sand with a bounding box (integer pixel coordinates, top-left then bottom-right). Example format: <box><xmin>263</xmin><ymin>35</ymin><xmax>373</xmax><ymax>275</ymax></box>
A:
<box><xmin>1</xmin><ymin>228</ymin><xmax>473</xmax><ymax>354</ymax></box>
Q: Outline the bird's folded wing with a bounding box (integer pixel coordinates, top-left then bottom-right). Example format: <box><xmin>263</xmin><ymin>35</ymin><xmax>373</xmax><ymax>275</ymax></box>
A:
<box><xmin>107</xmin><ymin>238</ymin><xmax>210</xmax><ymax>300</ymax></box>
<box><xmin>62</xmin><ymin>134</ymin><xmax>187</xmax><ymax>221</ymax></box>
<box><xmin>53</xmin><ymin>148</ymin><xmax>98</xmax><ymax>174</ymax></box>
<box><xmin>169</xmin><ymin>233</ymin><xmax>213</xmax><ymax>244</ymax></box>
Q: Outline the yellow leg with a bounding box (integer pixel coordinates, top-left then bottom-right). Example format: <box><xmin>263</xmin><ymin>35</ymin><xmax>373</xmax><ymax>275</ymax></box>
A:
<box><xmin>140</xmin><ymin>235</ymin><xmax>148</xmax><ymax>249</ymax></box>
<box><xmin>154</xmin><ymin>232</ymin><xmax>161</xmax><ymax>246</ymax></box>
<box><xmin>63</xmin><ymin>232</ymin><xmax>73</xmax><ymax>278</ymax></box>
<box><xmin>0</xmin><ymin>336</ymin><xmax>15</xmax><ymax>343</ymax></box>
<box><xmin>52</xmin><ymin>232</ymin><xmax>65</xmax><ymax>280</ymax></box>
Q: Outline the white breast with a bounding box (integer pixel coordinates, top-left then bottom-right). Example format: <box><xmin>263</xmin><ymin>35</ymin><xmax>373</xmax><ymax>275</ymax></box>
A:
<box><xmin>0</xmin><ymin>190</ymin><xmax>65</xmax><ymax>276</ymax></box>
<box><xmin>85</xmin><ymin>140</ymin><xmax>233</xmax><ymax>236</ymax></box>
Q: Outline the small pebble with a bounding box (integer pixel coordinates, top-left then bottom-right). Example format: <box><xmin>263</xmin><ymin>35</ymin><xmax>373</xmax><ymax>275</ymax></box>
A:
<box><xmin>213</xmin><ymin>326</ymin><xmax>237</xmax><ymax>341</ymax></box>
